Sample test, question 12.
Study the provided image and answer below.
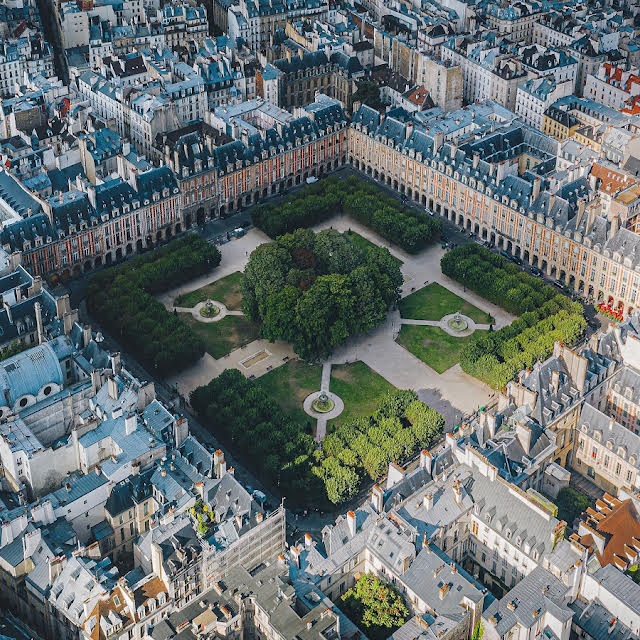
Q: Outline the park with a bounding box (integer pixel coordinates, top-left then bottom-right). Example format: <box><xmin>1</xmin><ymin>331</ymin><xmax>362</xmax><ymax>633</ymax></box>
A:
<box><xmin>87</xmin><ymin>176</ymin><xmax>586</xmax><ymax>506</ymax></box>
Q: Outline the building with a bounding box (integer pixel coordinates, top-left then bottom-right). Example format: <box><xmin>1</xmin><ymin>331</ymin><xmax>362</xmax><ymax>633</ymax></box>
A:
<box><xmin>441</xmin><ymin>35</ymin><xmax>527</xmax><ymax>111</ymax></box>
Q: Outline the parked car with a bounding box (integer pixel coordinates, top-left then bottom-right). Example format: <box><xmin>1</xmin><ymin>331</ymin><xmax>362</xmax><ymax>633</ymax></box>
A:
<box><xmin>306</xmin><ymin>176</ymin><xmax>318</xmax><ymax>184</ymax></box>
<box><xmin>530</xmin><ymin>267</ymin><xmax>543</xmax><ymax>277</ymax></box>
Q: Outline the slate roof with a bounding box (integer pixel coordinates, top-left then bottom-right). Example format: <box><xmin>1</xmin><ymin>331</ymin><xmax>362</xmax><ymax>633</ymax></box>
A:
<box><xmin>0</xmin><ymin>341</ymin><xmax>63</xmax><ymax>407</ymax></box>
<box><xmin>484</xmin><ymin>566</ymin><xmax>572</xmax><ymax>635</ymax></box>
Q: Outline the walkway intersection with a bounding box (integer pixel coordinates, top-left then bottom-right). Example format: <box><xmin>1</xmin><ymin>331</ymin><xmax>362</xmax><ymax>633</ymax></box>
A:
<box><xmin>162</xmin><ymin>217</ymin><xmax>516</xmax><ymax>430</ymax></box>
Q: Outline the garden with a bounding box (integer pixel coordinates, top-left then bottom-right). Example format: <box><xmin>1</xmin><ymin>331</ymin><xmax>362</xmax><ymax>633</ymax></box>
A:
<box><xmin>441</xmin><ymin>245</ymin><xmax>586</xmax><ymax>389</ymax></box>
<box><xmin>251</xmin><ymin>175</ymin><xmax>441</xmax><ymax>253</ymax></box>
<box><xmin>257</xmin><ymin>360</ymin><xmax>322</xmax><ymax>426</ymax></box>
<box><xmin>242</xmin><ymin>227</ymin><xmax>403</xmax><ymax>360</ymax></box>
<box><xmin>340</xmin><ymin>574</ymin><xmax>408</xmax><ymax>640</ymax></box>
<box><xmin>397</xmin><ymin>324</ymin><xmax>484</xmax><ymax>373</ymax></box>
<box><xmin>399</xmin><ymin>282</ymin><xmax>493</xmax><ymax>324</ymax></box>
<box><xmin>174</xmin><ymin>271</ymin><xmax>244</xmax><ymax>310</ymax></box>
<box><xmin>327</xmin><ymin>362</ymin><xmax>395</xmax><ymax>430</ymax></box>
<box><xmin>179</xmin><ymin>313</ymin><xmax>260</xmax><ymax>359</ymax></box>
<box><xmin>190</xmin><ymin>370</ymin><xmax>444</xmax><ymax>506</ymax></box>
<box><xmin>86</xmin><ymin>235</ymin><xmax>221</xmax><ymax>376</ymax></box>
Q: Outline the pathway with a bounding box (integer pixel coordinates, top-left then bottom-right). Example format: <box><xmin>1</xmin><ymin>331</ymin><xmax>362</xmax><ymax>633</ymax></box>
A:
<box><xmin>161</xmin><ymin>217</ymin><xmax>511</xmax><ymax>422</ymax></box>
<box><xmin>311</xmin><ymin>362</ymin><xmax>336</xmax><ymax>442</ymax></box>
<box><xmin>400</xmin><ymin>314</ymin><xmax>492</xmax><ymax>337</ymax></box>
<box><xmin>173</xmin><ymin>301</ymin><xmax>244</xmax><ymax>323</ymax></box>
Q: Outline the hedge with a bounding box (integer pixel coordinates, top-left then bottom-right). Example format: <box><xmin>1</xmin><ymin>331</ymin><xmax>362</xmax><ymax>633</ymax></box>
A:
<box><xmin>251</xmin><ymin>175</ymin><xmax>441</xmax><ymax>253</ymax></box>
<box><xmin>86</xmin><ymin>234</ymin><xmax>221</xmax><ymax>376</ymax></box>
<box><xmin>191</xmin><ymin>371</ymin><xmax>444</xmax><ymax>506</ymax></box>
<box><xmin>441</xmin><ymin>245</ymin><xmax>586</xmax><ymax>389</ymax></box>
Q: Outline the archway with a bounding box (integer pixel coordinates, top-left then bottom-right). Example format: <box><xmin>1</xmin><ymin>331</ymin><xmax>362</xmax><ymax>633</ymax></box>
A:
<box><xmin>506</xmin><ymin>240</ymin><xmax>513</xmax><ymax>252</ymax></box>
<box><xmin>421</xmin><ymin>195</ymin><xmax>426</xmax><ymax>206</ymax></box>
<box><xmin>126</xmin><ymin>243</ymin><xmax>133</xmax><ymax>254</ymax></box>
<box><xmin>115</xmin><ymin>247</ymin><xmax>123</xmax><ymax>261</ymax></box>
<box><xmin>175</xmin><ymin>223</ymin><xmax>182</xmax><ymax>234</ymax></box>
<box><xmin>72</xmin><ymin>265</ymin><xmax>81</xmax><ymax>276</ymax></box>
<box><xmin>166</xmin><ymin>227</ymin><xmax>172</xmax><ymax>240</ymax></box>
<box><xmin>474</xmin><ymin>223</ymin><xmax>480</xmax><ymax>234</ymax></box>
<box><xmin>185</xmin><ymin>214</ymin><xmax>192</xmax><ymax>228</ymax></box>
<box><xmin>95</xmin><ymin>256</ymin><xmax>103</xmax><ymax>267</ymax></box>
<box><xmin>156</xmin><ymin>231</ymin><xmax>163</xmax><ymax>242</ymax></box>
<box><xmin>137</xmin><ymin>239</ymin><xmax>143</xmax><ymax>251</ymax></box>
<box><xmin>523</xmin><ymin>250</ymin><xmax>530</xmax><ymax>263</ymax></box>
<box><xmin>105</xmin><ymin>253</ymin><xmax>113</xmax><ymax>265</ymax></box>
<box><xmin>393</xmin><ymin>179</ymin><xmax>398</xmax><ymax>190</ymax></box>
<box><xmin>196</xmin><ymin>208</ymin><xmax>205</xmax><ymax>226</ymax></box>
<box><xmin>295</xmin><ymin>175</ymin><xmax>301</xmax><ymax>185</ymax></box>
<box><xmin>541</xmin><ymin>259</ymin><xmax>548</xmax><ymax>272</ymax></box>
<box><xmin>84</xmin><ymin>260</ymin><xmax>92</xmax><ymax>272</ymax></box>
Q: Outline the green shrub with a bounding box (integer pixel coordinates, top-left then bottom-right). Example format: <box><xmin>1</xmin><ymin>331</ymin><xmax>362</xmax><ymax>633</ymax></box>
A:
<box><xmin>87</xmin><ymin>235</ymin><xmax>221</xmax><ymax>376</ymax></box>
<box><xmin>251</xmin><ymin>175</ymin><xmax>441</xmax><ymax>252</ymax></box>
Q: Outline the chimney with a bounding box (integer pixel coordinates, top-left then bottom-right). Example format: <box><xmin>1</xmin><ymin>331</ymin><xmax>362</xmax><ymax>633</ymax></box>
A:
<box><xmin>551</xmin><ymin>370</ymin><xmax>560</xmax><ymax>395</ymax></box>
<box><xmin>433</xmin><ymin>131</ymin><xmax>444</xmax><ymax>155</ymax></box>
<box><xmin>609</xmin><ymin>416</ymin><xmax>615</xmax><ymax>431</ymax></box>
<box><xmin>453</xmin><ymin>481</ymin><xmax>463</xmax><ymax>506</ymax></box>
<box><xmin>161</xmin><ymin>468</ymin><xmax>166</xmax><ymax>477</ymax></box>
<box><xmin>486</xmin><ymin>413</ymin><xmax>497</xmax><ymax>438</ymax></box>
<box><xmin>473</xmin><ymin>151</ymin><xmax>480</xmax><ymax>169</ymax></box>
<box><xmin>548</xmin><ymin>194</ymin><xmax>556</xmax><ymax>215</ymax></box>
<box><xmin>420</xmin><ymin>449</ymin><xmax>432</xmax><ymax>474</ymax></box>
<box><xmin>346</xmin><ymin>510</ymin><xmax>356</xmax><ymax>538</ymax></box>
<box><xmin>516</xmin><ymin>423</ymin><xmax>532</xmax><ymax>455</ymax></box>
<box><xmin>610</xmin><ymin>215</ymin><xmax>619</xmax><ymax>238</ymax></box>
<box><xmin>235</xmin><ymin>514</ymin><xmax>242</xmax><ymax>529</ymax></box>
<box><xmin>304</xmin><ymin>533</ymin><xmax>313</xmax><ymax>547</ymax></box>
<box><xmin>256</xmin><ymin>512</ymin><xmax>263</xmax><ymax>524</ymax></box>
<box><xmin>124</xmin><ymin>412</ymin><xmax>136</xmax><ymax>435</ymax></box>
<box><xmin>111</xmin><ymin>352</ymin><xmax>121</xmax><ymax>376</ymax></box>
<box><xmin>34</xmin><ymin>302</ymin><xmax>44</xmax><ymax>345</ymax></box>
<box><xmin>107</xmin><ymin>376</ymin><xmax>118</xmax><ymax>400</ymax></box>
<box><xmin>423</xmin><ymin>492</ymin><xmax>434</xmax><ymax>510</ymax></box>
<box><xmin>371</xmin><ymin>484</ymin><xmax>383</xmax><ymax>513</ymax></box>
<box><xmin>290</xmin><ymin>545</ymin><xmax>300</xmax><ymax>567</ymax></box>
<box><xmin>532</xmin><ymin>177</ymin><xmax>541</xmax><ymax>202</ymax></box>
<box><xmin>82</xmin><ymin>324</ymin><xmax>91</xmax><ymax>347</ymax></box>
<box><xmin>450</xmin><ymin>141</ymin><xmax>457</xmax><ymax>159</ymax></box>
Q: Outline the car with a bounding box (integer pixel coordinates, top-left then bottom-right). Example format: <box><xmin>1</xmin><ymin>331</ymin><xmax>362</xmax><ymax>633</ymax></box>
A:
<box><xmin>511</xmin><ymin>256</ymin><xmax>523</xmax><ymax>266</ymax></box>
<box><xmin>306</xmin><ymin>176</ymin><xmax>318</xmax><ymax>184</ymax></box>
<box><xmin>499</xmin><ymin>250</ymin><xmax>511</xmax><ymax>260</ymax></box>
<box><xmin>554</xmin><ymin>279</ymin><xmax>566</xmax><ymax>289</ymax></box>
<box><xmin>530</xmin><ymin>267</ymin><xmax>543</xmax><ymax>277</ymax></box>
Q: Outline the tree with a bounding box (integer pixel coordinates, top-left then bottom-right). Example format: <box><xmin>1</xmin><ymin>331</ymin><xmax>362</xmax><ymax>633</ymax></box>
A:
<box><xmin>556</xmin><ymin>487</ymin><xmax>591</xmax><ymax>528</ymax></box>
<box><xmin>472</xmin><ymin>621</ymin><xmax>484</xmax><ymax>640</ymax></box>
<box><xmin>352</xmin><ymin>80</ymin><xmax>385</xmax><ymax>111</ymax></box>
<box><xmin>242</xmin><ymin>227</ymin><xmax>402</xmax><ymax>361</ymax></box>
<box><xmin>341</xmin><ymin>574</ymin><xmax>408</xmax><ymax>638</ymax></box>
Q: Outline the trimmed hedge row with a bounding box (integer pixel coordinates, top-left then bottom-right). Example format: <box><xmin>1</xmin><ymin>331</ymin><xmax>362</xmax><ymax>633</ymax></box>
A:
<box><xmin>441</xmin><ymin>245</ymin><xmax>586</xmax><ymax>389</ymax></box>
<box><xmin>87</xmin><ymin>234</ymin><xmax>221</xmax><ymax>376</ymax></box>
<box><xmin>191</xmin><ymin>370</ymin><xmax>444</xmax><ymax>506</ymax></box>
<box><xmin>251</xmin><ymin>175</ymin><xmax>441</xmax><ymax>253</ymax></box>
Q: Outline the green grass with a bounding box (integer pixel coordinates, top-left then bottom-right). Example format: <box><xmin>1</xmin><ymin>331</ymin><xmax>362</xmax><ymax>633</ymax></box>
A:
<box><xmin>180</xmin><ymin>313</ymin><xmax>260</xmax><ymax>358</ymax></box>
<box><xmin>328</xmin><ymin>361</ymin><xmax>395</xmax><ymax>430</ymax></box>
<box><xmin>345</xmin><ymin>231</ymin><xmax>403</xmax><ymax>266</ymax></box>
<box><xmin>396</xmin><ymin>325</ymin><xmax>484</xmax><ymax>373</ymax></box>
<box><xmin>174</xmin><ymin>272</ymin><xmax>244</xmax><ymax>309</ymax></box>
<box><xmin>399</xmin><ymin>282</ymin><xmax>492</xmax><ymax>324</ymax></box>
<box><xmin>257</xmin><ymin>360</ymin><xmax>322</xmax><ymax>426</ymax></box>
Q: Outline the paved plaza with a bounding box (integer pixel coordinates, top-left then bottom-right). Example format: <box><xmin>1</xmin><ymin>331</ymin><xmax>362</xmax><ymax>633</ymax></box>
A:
<box><xmin>163</xmin><ymin>217</ymin><xmax>516</xmax><ymax>425</ymax></box>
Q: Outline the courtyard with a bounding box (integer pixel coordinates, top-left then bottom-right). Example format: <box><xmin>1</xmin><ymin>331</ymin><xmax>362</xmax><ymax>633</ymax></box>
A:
<box><xmin>161</xmin><ymin>214</ymin><xmax>515</xmax><ymax>431</ymax></box>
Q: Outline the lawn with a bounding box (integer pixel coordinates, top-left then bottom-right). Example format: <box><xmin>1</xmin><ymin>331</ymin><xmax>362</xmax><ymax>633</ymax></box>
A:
<box><xmin>174</xmin><ymin>272</ymin><xmax>244</xmax><ymax>310</ymax></box>
<box><xmin>345</xmin><ymin>231</ymin><xmax>403</xmax><ymax>266</ymax></box>
<box><xmin>399</xmin><ymin>282</ymin><xmax>493</xmax><ymax>324</ymax></box>
<box><xmin>396</xmin><ymin>325</ymin><xmax>484</xmax><ymax>373</ymax></box>
<box><xmin>179</xmin><ymin>313</ymin><xmax>259</xmax><ymax>359</ymax></box>
<box><xmin>328</xmin><ymin>361</ymin><xmax>395</xmax><ymax>430</ymax></box>
<box><xmin>257</xmin><ymin>360</ymin><xmax>322</xmax><ymax>426</ymax></box>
